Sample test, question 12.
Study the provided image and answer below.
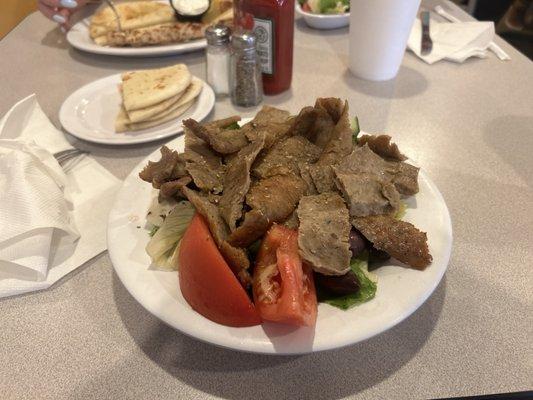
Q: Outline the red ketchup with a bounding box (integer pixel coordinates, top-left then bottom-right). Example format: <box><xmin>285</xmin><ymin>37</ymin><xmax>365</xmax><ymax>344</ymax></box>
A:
<box><xmin>234</xmin><ymin>0</ymin><xmax>295</xmax><ymax>95</ymax></box>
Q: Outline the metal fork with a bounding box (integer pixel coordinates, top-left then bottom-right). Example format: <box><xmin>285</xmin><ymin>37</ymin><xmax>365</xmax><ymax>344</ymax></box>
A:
<box><xmin>421</xmin><ymin>11</ymin><xmax>433</xmax><ymax>56</ymax></box>
<box><xmin>53</xmin><ymin>148</ymin><xmax>89</xmax><ymax>167</ymax></box>
<box><xmin>103</xmin><ymin>0</ymin><xmax>123</xmax><ymax>32</ymax></box>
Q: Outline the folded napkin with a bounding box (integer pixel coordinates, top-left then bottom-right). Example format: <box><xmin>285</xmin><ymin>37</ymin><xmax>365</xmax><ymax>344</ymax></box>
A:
<box><xmin>0</xmin><ymin>94</ymin><xmax>121</xmax><ymax>298</ymax></box>
<box><xmin>408</xmin><ymin>17</ymin><xmax>495</xmax><ymax>64</ymax></box>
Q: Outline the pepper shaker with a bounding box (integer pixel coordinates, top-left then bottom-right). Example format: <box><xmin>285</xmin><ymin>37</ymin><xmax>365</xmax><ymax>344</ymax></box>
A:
<box><xmin>229</xmin><ymin>30</ymin><xmax>263</xmax><ymax>107</ymax></box>
<box><xmin>205</xmin><ymin>24</ymin><xmax>231</xmax><ymax>97</ymax></box>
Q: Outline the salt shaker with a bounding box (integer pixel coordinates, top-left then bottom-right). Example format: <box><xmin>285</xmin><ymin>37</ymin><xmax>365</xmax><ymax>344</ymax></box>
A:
<box><xmin>229</xmin><ymin>30</ymin><xmax>263</xmax><ymax>107</ymax></box>
<box><xmin>205</xmin><ymin>24</ymin><xmax>231</xmax><ymax>97</ymax></box>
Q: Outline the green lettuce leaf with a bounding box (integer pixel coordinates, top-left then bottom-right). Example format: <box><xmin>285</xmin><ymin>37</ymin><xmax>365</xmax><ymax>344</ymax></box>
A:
<box><xmin>318</xmin><ymin>252</ymin><xmax>377</xmax><ymax>310</ymax></box>
<box><xmin>394</xmin><ymin>201</ymin><xmax>407</xmax><ymax>220</ymax></box>
<box><xmin>224</xmin><ymin>121</ymin><xmax>240</xmax><ymax>130</ymax></box>
<box><xmin>320</xmin><ymin>0</ymin><xmax>349</xmax><ymax>13</ymax></box>
<box><xmin>145</xmin><ymin>201</ymin><xmax>195</xmax><ymax>271</ymax></box>
<box><xmin>149</xmin><ymin>226</ymin><xmax>160</xmax><ymax>237</ymax></box>
<box><xmin>351</xmin><ymin>116</ymin><xmax>360</xmax><ymax>144</ymax></box>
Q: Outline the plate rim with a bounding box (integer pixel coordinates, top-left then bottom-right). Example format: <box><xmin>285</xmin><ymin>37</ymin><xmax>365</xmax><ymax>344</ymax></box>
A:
<box><xmin>107</xmin><ymin>134</ymin><xmax>453</xmax><ymax>355</ymax></box>
<box><xmin>59</xmin><ymin>73</ymin><xmax>215</xmax><ymax>146</ymax></box>
<box><xmin>66</xmin><ymin>17</ymin><xmax>207</xmax><ymax>57</ymax></box>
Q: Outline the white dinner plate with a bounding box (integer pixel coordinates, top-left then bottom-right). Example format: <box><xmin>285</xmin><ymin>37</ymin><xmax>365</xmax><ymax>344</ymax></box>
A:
<box><xmin>67</xmin><ymin>18</ymin><xmax>207</xmax><ymax>57</ymax></box>
<box><xmin>107</xmin><ymin>133</ymin><xmax>453</xmax><ymax>354</ymax></box>
<box><xmin>59</xmin><ymin>74</ymin><xmax>215</xmax><ymax>145</ymax></box>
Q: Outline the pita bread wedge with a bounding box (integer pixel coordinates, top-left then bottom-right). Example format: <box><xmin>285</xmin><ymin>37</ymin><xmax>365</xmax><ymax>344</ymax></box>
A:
<box><xmin>116</xmin><ymin>100</ymin><xmax>194</xmax><ymax>133</ymax></box>
<box><xmin>90</xmin><ymin>1</ymin><xmax>175</xmax><ymax>39</ymax></box>
<box><xmin>121</xmin><ymin>64</ymin><xmax>191</xmax><ymax>111</ymax></box>
<box><xmin>115</xmin><ymin>105</ymin><xmax>131</xmax><ymax>133</ymax></box>
<box><xmin>125</xmin><ymin>92</ymin><xmax>182</xmax><ymax>123</ymax></box>
<box><xmin>127</xmin><ymin>77</ymin><xmax>203</xmax><ymax>123</ymax></box>
<box><xmin>93</xmin><ymin>35</ymin><xmax>109</xmax><ymax>46</ymax></box>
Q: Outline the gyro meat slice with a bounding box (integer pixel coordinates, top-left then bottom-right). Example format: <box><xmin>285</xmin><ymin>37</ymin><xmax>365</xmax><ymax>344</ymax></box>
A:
<box><xmin>392</xmin><ymin>162</ymin><xmax>419</xmax><ymax>196</ymax></box>
<box><xmin>181</xmin><ymin>186</ymin><xmax>251</xmax><ymax>286</ymax></box>
<box><xmin>183</xmin><ymin>129</ymin><xmax>225</xmax><ymax>193</ymax></box>
<box><xmin>288</xmin><ymin>105</ymin><xmax>336</xmax><ymax>148</ymax></box>
<box><xmin>227</xmin><ymin>210</ymin><xmax>270</xmax><ymax>248</ymax></box>
<box><xmin>228</xmin><ymin>174</ymin><xmax>306</xmax><ymax>248</ymax></box>
<box><xmin>251</xmin><ymin>105</ymin><xmax>291</xmax><ymax>125</ymax></box>
<box><xmin>298</xmin><ymin>162</ymin><xmax>318</xmax><ymax>195</ymax></box>
<box><xmin>358</xmin><ymin>134</ymin><xmax>407</xmax><ymax>162</ymax></box>
<box><xmin>139</xmin><ymin>145</ymin><xmax>186</xmax><ymax>188</ymax></box>
<box><xmin>317</xmin><ymin>99</ymin><xmax>353</xmax><ymax>166</ymax></box>
<box><xmin>241</xmin><ymin>105</ymin><xmax>292</xmax><ymax>149</ymax></box>
<box><xmin>315</xmin><ymin>97</ymin><xmax>345</xmax><ymax>124</ymax></box>
<box><xmin>334</xmin><ymin>172</ymin><xmax>400</xmax><ymax>217</ymax></box>
<box><xmin>336</xmin><ymin>144</ymin><xmax>419</xmax><ymax>196</ymax></box>
<box><xmin>159</xmin><ymin>176</ymin><xmax>191</xmax><ymax>200</ymax></box>
<box><xmin>308</xmin><ymin>99</ymin><xmax>354</xmax><ymax>193</ymax></box>
<box><xmin>183</xmin><ymin>116</ymin><xmax>248</xmax><ymax>155</ymax></box>
<box><xmin>219</xmin><ymin>134</ymin><xmax>265</xmax><ymax>231</ymax></box>
<box><xmin>351</xmin><ymin>215</ymin><xmax>432</xmax><ymax>270</ymax></box>
<box><xmin>297</xmin><ymin>193</ymin><xmax>352</xmax><ymax>276</ymax></box>
<box><xmin>252</xmin><ymin>135</ymin><xmax>322</xmax><ymax>179</ymax></box>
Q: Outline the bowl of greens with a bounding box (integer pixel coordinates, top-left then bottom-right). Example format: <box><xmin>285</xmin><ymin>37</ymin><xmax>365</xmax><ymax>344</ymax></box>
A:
<box><xmin>296</xmin><ymin>0</ymin><xmax>349</xmax><ymax>30</ymax></box>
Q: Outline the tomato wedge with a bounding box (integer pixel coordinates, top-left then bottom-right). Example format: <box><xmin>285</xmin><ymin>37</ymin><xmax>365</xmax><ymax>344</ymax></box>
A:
<box><xmin>178</xmin><ymin>214</ymin><xmax>261</xmax><ymax>327</ymax></box>
<box><xmin>252</xmin><ymin>225</ymin><xmax>318</xmax><ymax>327</ymax></box>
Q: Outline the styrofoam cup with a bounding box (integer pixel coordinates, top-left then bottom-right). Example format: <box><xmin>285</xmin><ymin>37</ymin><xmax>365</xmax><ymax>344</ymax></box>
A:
<box><xmin>349</xmin><ymin>0</ymin><xmax>421</xmax><ymax>81</ymax></box>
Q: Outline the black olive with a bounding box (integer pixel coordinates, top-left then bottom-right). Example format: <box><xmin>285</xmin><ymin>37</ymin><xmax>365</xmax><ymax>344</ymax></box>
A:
<box><xmin>315</xmin><ymin>270</ymin><xmax>360</xmax><ymax>295</ymax></box>
<box><xmin>369</xmin><ymin>246</ymin><xmax>391</xmax><ymax>263</ymax></box>
<box><xmin>349</xmin><ymin>229</ymin><xmax>367</xmax><ymax>258</ymax></box>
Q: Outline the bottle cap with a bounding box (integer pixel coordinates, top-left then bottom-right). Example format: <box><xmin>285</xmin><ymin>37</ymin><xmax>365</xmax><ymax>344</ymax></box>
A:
<box><xmin>231</xmin><ymin>29</ymin><xmax>257</xmax><ymax>50</ymax></box>
<box><xmin>205</xmin><ymin>23</ymin><xmax>231</xmax><ymax>46</ymax></box>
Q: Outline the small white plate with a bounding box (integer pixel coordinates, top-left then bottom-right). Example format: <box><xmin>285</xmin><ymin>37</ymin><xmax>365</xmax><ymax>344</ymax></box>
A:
<box><xmin>59</xmin><ymin>74</ymin><xmax>215</xmax><ymax>145</ymax></box>
<box><xmin>67</xmin><ymin>18</ymin><xmax>207</xmax><ymax>57</ymax></box>
<box><xmin>107</xmin><ymin>133</ymin><xmax>453</xmax><ymax>354</ymax></box>
<box><xmin>296</xmin><ymin>3</ymin><xmax>349</xmax><ymax>30</ymax></box>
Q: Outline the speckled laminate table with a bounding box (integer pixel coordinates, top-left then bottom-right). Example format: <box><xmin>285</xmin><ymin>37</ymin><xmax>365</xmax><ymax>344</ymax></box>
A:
<box><xmin>1</xmin><ymin>1</ymin><xmax>532</xmax><ymax>399</ymax></box>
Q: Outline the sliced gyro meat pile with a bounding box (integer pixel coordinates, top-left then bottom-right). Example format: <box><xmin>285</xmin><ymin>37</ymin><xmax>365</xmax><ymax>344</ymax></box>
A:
<box><xmin>140</xmin><ymin>98</ymin><xmax>434</xmax><ymax>290</ymax></box>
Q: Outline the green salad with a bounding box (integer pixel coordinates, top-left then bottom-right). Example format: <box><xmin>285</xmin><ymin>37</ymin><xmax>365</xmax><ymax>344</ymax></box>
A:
<box><xmin>299</xmin><ymin>0</ymin><xmax>349</xmax><ymax>14</ymax></box>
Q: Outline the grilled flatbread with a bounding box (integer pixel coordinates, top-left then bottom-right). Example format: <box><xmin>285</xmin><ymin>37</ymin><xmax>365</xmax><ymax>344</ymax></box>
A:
<box><xmin>121</xmin><ymin>64</ymin><xmax>191</xmax><ymax>111</ymax></box>
<box><xmin>202</xmin><ymin>0</ymin><xmax>233</xmax><ymax>24</ymax></box>
<box><xmin>116</xmin><ymin>100</ymin><xmax>194</xmax><ymax>132</ymax></box>
<box><xmin>96</xmin><ymin>22</ymin><xmax>207</xmax><ymax>47</ymax></box>
<box><xmin>90</xmin><ymin>1</ymin><xmax>175</xmax><ymax>39</ymax></box>
<box><xmin>127</xmin><ymin>77</ymin><xmax>203</xmax><ymax>123</ymax></box>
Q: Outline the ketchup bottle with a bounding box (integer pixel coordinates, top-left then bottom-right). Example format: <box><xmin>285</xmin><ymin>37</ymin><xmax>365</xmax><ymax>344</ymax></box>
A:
<box><xmin>234</xmin><ymin>0</ymin><xmax>295</xmax><ymax>95</ymax></box>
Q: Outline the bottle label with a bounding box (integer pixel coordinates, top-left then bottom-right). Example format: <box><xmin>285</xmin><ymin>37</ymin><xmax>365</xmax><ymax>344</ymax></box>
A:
<box><xmin>253</xmin><ymin>17</ymin><xmax>274</xmax><ymax>75</ymax></box>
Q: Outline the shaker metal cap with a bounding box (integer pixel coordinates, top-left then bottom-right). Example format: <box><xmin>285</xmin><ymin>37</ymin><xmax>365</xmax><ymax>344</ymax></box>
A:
<box><xmin>205</xmin><ymin>23</ymin><xmax>231</xmax><ymax>45</ymax></box>
<box><xmin>231</xmin><ymin>29</ymin><xmax>257</xmax><ymax>50</ymax></box>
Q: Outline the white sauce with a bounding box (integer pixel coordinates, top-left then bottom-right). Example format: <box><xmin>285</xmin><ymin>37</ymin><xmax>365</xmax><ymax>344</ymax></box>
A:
<box><xmin>172</xmin><ymin>0</ymin><xmax>209</xmax><ymax>16</ymax></box>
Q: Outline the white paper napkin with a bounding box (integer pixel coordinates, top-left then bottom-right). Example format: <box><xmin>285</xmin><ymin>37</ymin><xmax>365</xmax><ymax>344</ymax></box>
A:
<box><xmin>408</xmin><ymin>18</ymin><xmax>495</xmax><ymax>64</ymax></box>
<box><xmin>0</xmin><ymin>94</ymin><xmax>121</xmax><ymax>298</ymax></box>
